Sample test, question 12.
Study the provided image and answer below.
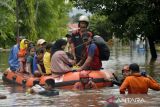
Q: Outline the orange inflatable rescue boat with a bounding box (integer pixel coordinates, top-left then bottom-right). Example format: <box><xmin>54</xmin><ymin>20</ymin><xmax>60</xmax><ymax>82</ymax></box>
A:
<box><xmin>3</xmin><ymin>69</ymin><xmax>113</xmax><ymax>89</ymax></box>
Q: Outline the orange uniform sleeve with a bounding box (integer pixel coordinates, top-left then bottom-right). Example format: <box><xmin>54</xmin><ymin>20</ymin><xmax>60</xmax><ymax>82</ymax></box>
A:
<box><xmin>147</xmin><ymin>76</ymin><xmax>157</xmax><ymax>83</ymax></box>
<box><xmin>148</xmin><ymin>78</ymin><xmax>160</xmax><ymax>91</ymax></box>
<box><xmin>119</xmin><ymin>77</ymin><xmax>129</xmax><ymax>94</ymax></box>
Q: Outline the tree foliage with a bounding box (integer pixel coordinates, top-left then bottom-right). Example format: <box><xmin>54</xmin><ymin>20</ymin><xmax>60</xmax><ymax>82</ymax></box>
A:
<box><xmin>35</xmin><ymin>0</ymin><xmax>72</xmax><ymax>41</ymax></box>
<box><xmin>89</xmin><ymin>14</ymin><xmax>112</xmax><ymax>41</ymax></box>
<box><xmin>0</xmin><ymin>0</ymin><xmax>72</xmax><ymax>48</ymax></box>
<box><xmin>0</xmin><ymin>0</ymin><xmax>16</xmax><ymax>47</ymax></box>
<box><xmin>71</xmin><ymin>13</ymin><xmax>82</xmax><ymax>23</ymax></box>
<box><xmin>72</xmin><ymin>0</ymin><xmax>160</xmax><ymax>40</ymax></box>
<box><xmin>17</xmin><ymin>0</ymin><xmax>37</xmax><ymax>41</ymax></box>
<box><xmin>72</xmin><ymin>0</ymin><xmax>160</xmax><ymax>59</ymax></box>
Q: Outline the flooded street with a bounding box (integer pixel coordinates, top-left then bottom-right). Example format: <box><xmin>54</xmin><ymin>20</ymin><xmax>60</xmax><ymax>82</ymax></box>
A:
<box><xmin>0</xmin><ymin>45</ymin><xmax>160</xmax><ymax>107</ymax></box>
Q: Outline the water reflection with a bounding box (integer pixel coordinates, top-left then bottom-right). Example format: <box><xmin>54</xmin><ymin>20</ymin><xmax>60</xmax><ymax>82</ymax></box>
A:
<box><xmin>0</xmin><ymin>52</ymin><xmax>9</xmax><ymax>72</ymax></box>
<box><xmin>0</xmin><ymin>45</ymin><xmax>160</xmax><ymax>107</ymax></box>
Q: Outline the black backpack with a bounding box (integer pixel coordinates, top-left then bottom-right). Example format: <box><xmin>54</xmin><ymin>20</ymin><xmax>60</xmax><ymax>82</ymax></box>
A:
<box><xmin>93</xmin><ymin>35</ymin><xmax>110</xmax><ymax>61</ymax></box>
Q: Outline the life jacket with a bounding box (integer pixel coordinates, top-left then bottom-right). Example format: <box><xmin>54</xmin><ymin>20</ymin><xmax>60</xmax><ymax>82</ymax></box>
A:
<box><xmin>86</xmin><ymin>43</ymin><xmax>102</xmax><ymax>70</ymax></box>
<box><xmin>18</xmin><ymin>49</ymin><xmax>27</xmax><ymax>57</ymax></box>
<box><xmin>71</xmin><ymin>30</ymin><xmax>93</xmax><ymax>62</ymax></box>
<box><xmin>18</xmin><ymin>39</ymin><xmax>28</xmax><ymax>57</ymax></box>
<box><xmin>93</xmin><ymin>35</ymin><xmax>110</xmax><ymax>61</ymax></box>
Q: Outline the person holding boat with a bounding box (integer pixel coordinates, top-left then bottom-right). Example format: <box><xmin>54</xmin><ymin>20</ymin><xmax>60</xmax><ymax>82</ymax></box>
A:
<box><xmin>51</xmin><ymin>39</ymin><xmax>76</xmax><ymax>78</ymax></box>
<box><xmin>111</xmin><ymin>64</ymin><xmax>130</xmax><ymax>86</ymax></box>
<box><xmin>70</xmin><ymin>15</ymin><xmax>93</xmax><ymax>63</ymax></box>
<box><xmin>120</xmin><ymin>63</ymin><xmax>160</xmax><ymax>94</ymax></box>
<box><xmin>27</xmin><ymin>79</ymin><xmax>59</xmax><ymax>96</ymax></box>
<box><xmin>73</xmin><ymin>71</ymin><xmax>97</xmax><ymax>90</ymax></box>
<box><xmin>111</xmin><ymin>64</ymin><xmax>159</xmax><ymax>87</ymax></box>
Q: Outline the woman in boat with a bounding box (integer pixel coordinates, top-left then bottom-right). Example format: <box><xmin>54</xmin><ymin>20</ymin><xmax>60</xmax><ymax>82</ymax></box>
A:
<box><xmin>51</xmin><ymin>39</ymin><xmax>76</xmax><ymax>78</ymax></box>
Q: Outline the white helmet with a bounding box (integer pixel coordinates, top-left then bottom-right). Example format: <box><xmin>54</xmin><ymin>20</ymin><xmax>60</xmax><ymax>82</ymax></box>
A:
<box><xmin>37</xmin><ymin>39</ymin><xmax>46</xmax><ymax>45</ymax></box>
<box><xmin>79</xmin><ymin>15</ymin><xmax>89</xmax><ymax>23</ymax></box>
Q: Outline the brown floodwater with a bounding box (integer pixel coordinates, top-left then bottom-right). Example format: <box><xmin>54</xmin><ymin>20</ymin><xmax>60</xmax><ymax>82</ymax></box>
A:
<box><xmin>0</xmin><ymin>45</ymin><xmax>160</xmax><ymax>107</ymax></box>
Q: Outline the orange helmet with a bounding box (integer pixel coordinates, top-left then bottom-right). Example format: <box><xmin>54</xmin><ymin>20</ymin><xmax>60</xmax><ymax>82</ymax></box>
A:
<box><xmin>79</xmin><ymin>71</ymin><xmax>89</xmax><ymax>78</ymax></box>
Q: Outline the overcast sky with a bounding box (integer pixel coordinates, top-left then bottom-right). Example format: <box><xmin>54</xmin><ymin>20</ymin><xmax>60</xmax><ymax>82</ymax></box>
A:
<box><xmin>69</xmin><ymin>7</ymin><xmax>91</xmax><ymax>17</ymax></box>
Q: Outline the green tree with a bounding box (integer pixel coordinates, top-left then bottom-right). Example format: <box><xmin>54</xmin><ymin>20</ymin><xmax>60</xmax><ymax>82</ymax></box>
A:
<box><xmin>17</xmin><ymin>0</ymin><xmax>37</xmax><ymax>41</ymax></box>
<box><xmin>0</xmin><ymin>0</ymin><xmax>72</xmax><ymax>48</ymax></box>
<box><xmin>0</xmin><ymin>0</ymin><xmax>16</xmax><ymax>48</ymax></box>
<box><xmin>71</xmin><ymin>13</ymin><xmax>82</xmax><ymax>23</ymax></box>
<box><xmin>72</xmin><ymin>0</ymin><xmax>160</xmax><ymax>59</ymax></box>
<box><xmin>89</xmin><ymin>14</ymin><xmax>112</xmax><ymax>41</ymax></box>
<box><xmin>36</xmin><ymin>0</ymin><xmax>72</xmax><ymax>41</ymax></box>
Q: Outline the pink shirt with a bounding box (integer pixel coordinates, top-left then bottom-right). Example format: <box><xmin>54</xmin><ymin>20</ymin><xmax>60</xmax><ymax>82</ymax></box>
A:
<box><xmin>51</xmin><ymin>51</ymin><xmax>74</xmax><ymax>74</ymax></box>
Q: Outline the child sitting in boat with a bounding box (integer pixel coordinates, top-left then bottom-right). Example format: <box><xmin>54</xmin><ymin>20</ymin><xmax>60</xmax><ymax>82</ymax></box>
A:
<box><xmin>73</xmin><ymin>71</ymin><xmax>97</xmax><ymax>90</ymax></box>
<box><xmin>26</xmin><ymin>46</ymin><xmax>36</xmax><ymax>75</ymax></box>
<box><xmin>33</xmin><ymin>48</ymin><xmax>45</xmax><ymax>76</ymax></box>
<box><xmin>27</xmin><ymin>79</ymin><xmax>59</xmax><ymax>96</ymax></box>
<box><xmin>43</xmin><ymin>43</ymin><xmax>52</xmax><ymax>75</ymax></box>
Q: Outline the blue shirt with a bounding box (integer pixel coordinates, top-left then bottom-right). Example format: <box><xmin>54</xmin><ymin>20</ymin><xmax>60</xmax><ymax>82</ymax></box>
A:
<box><xmin>88</xmin><ymin>43</ymin><xmax>97</xmax><ymax>57</ymax></box>
<box><xmin>32</xmin><ymin>54</ymin><xmax>38</xmax><ymax>74</ymax></box>
<box><xmin>8</xmin><ymin>44</ymin><xmax>20</xmax><ymax>71</ymax></box>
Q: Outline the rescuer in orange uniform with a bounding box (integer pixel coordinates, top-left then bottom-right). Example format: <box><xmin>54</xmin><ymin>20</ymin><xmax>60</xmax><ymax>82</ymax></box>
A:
<box><xmin>120</xmin><ymin>63</ymin><xmax>160</xmax><ymax>94</ymax></box>
<box><xmin>73</xmin><ymin>71</ymin><xmax>97</xmax><ymax>90</ymax></box>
